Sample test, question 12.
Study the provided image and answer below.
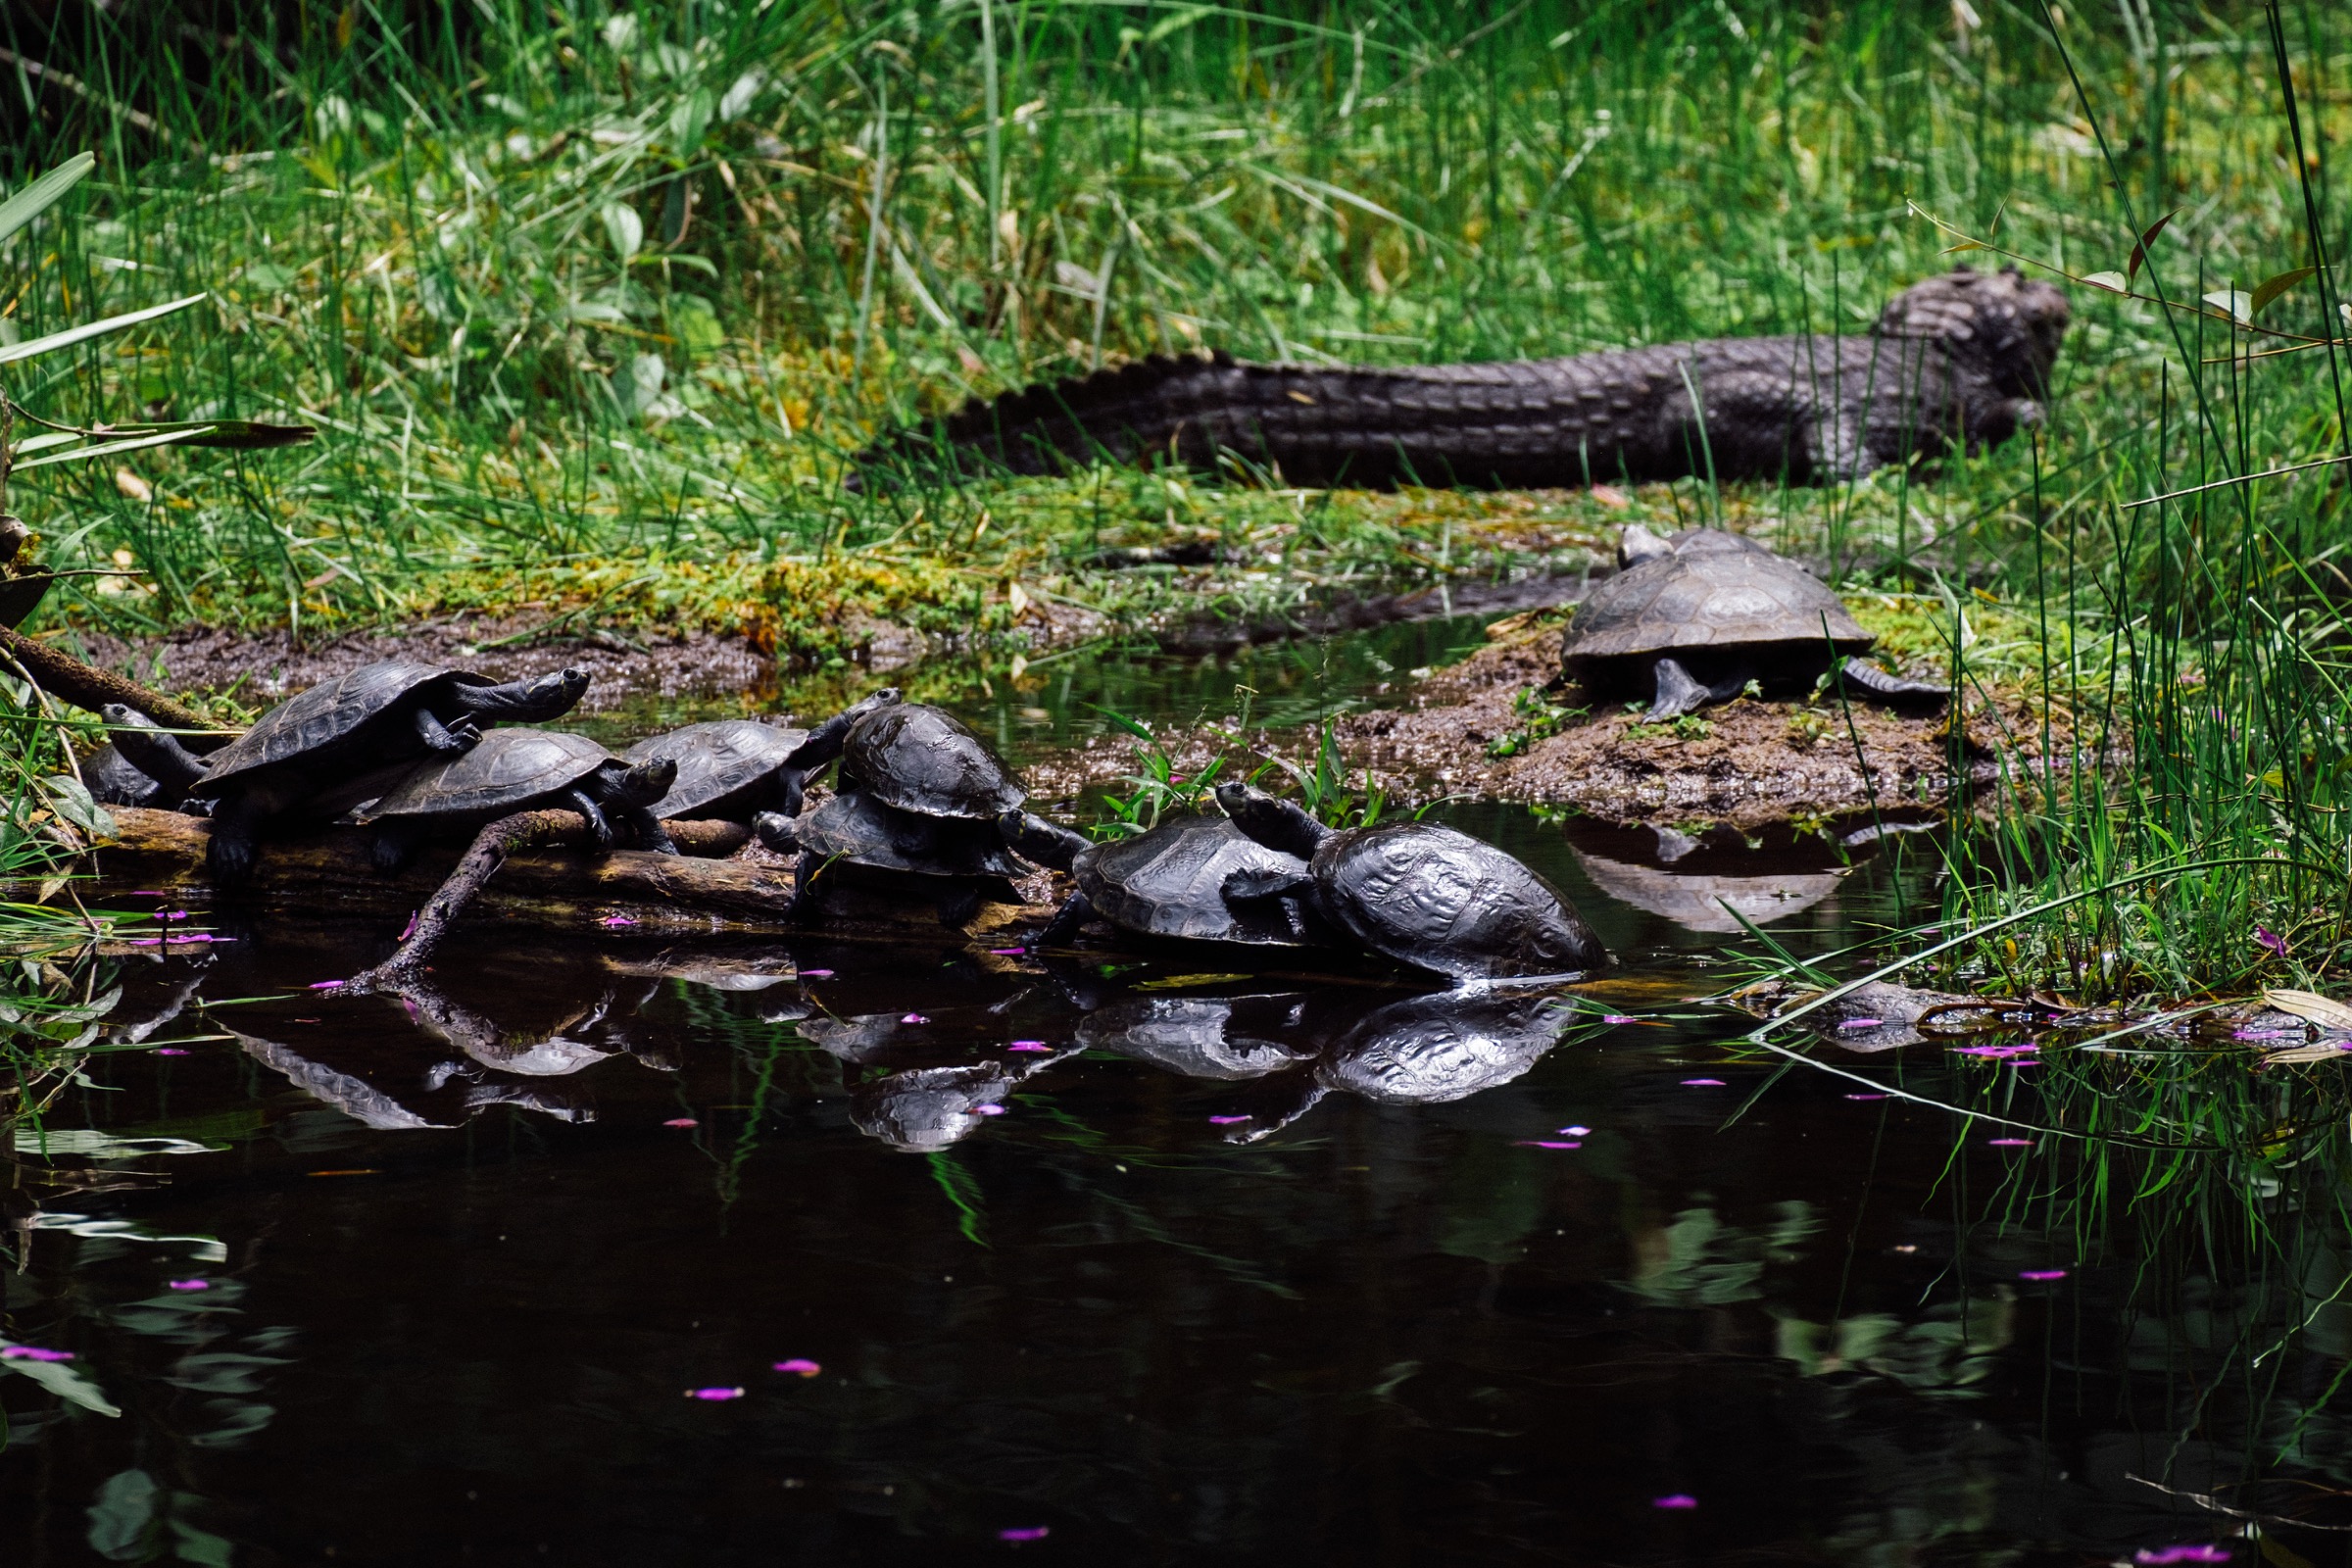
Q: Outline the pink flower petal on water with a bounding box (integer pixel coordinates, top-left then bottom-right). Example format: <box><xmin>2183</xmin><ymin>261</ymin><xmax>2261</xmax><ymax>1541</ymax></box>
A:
<box><xmin>1652</xmin><ymin>1494</ymin><xmax>1697</xmax><ymax>1510</ymax></box>
<box><xmin>999</xmin><ymin>1527</ymin><xmax>1051</xmax><ymax>1543</ymax></box>
<box><xmin>162</xmin><ymin>909</ymin><xmax>188</xmax><ymax>921</ymax></box>
<box><xmin>1988</xmin><ymin>1138</ymin><xmax>2033</xmax><ymax>1147</ymax></box>
<box><xmin>1</xmin><ymin>1347</ymin><xmax>74</xmax><ymax>1361</ymax></box>
<box><xmin>1682</xmin><ymin>1078</ymin><xmax>1726</xmax><ymax>1087</ymax></box>
<box><xmin>1601</xmin><ymin>1013</ymin><xmax>1638</xmax><ymax>1024</ymax></box>
<box><xmin>309</xmin><ymin>980</ymin><xmax>346</xmax><ymax>991</ymax></box>
<box><xmin>1513</xmin><ymin>1140</ymin><xmax>1583</xmax><ymax>1150</ymax></box>
<box><xmin>662</xmin><ymin>1118</ymin><xmax>699</xmax><ymax>1128</ymax></box>
<box><xmin>1560</xmin><ymin>1125</ymin><xmax>1592</xmax><ymax>1137</ymax></box>
<box><xmin>168</xmin><ymin>1279</ymin><xmax>210</xmax><ymax>1292</ymax></box>
<box><xmin>2136</xmin><ymin>1547</ymin><xmax>2231</xmax><ymax>1565</ymax></box>
<box><xmin>973</xmin><ymin>1103</ymin><xmax>1006</xmax><ymax>1116</ymax></box>
<box><xmin>154</xmin><ymin>1048</ymin><xmax>189</xmax><ymax>1056</ymax></box>
<box><xmin>599</xmin><ymin>913</ymin><xmax>639</xmax><ymax>929</ymax></box>
<box><xmin>799</xmin><ymin>968</ymin><xmax>833</xmax><ymax>978</ymax></box>
<box><xmin>1207</xmin><ymin>1115</ymin><xmax>1251</xmax><ymax>1125</ymax></box>
<box><xmin>1844</xmin><ymin>1093</ymin><xmax>1889</xmax><ymax>1101</ymax></box>
<box><xmin>902</xmin><ymin>1013</ymin><xmax>929</xmax><ymax>1025</ymax></box>
<box><xmin>773</xmin><ymin>1358</ymin><xmax>821</xmax><ymax>1377</ymax></box>
<box><xmin>398</xmin><ymin>910</ymin><xmax>418</xmax><ymax>941</ymax></box>
<box><xmin>1838</xmin><ymin>1017</ymin><xmax>1886</xmax><ymax>1029</ymax></box>
<box><xmin>1007</xmin><ymin>1041</ymin><xmax>1051</xmax><ymax>1053</ymax></box>
<box><xmin>2019</xmin><ymin>1268</ymin><xmax>2069</xmax><ymax>1281</ymax></box>
<box><xmin>990</xmin><ymin>948</ymin><xmax>1026</xmax><ymax>956</ymax></box>
<box><xmin>687</xmin><ymin>1387</ymin><xmax>744</xmax><ymax>1401</ymax></box>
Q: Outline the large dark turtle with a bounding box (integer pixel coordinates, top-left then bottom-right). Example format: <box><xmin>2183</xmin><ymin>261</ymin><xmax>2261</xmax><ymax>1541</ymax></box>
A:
<box><xmin>1214</xmin><ymin>783</ymin><xmax>1605</xmax><ymax>981</ymax></box>
<box><xmin>1559</xmin><ymin>525</ymin><xmax>1946</xmax><ymax>721</ymax></box>
<box><xmin>623</xmin><ymin>718</ymin><xmax>811</xmax><ymax>822</ymax></box>
<box><xmin>166</xmin><ymin>659</ymin><xmax>590</xmax><ymax>883</ymax></box>
<box><xmin>759</xmin><ymin>784</ymin><xmax>1029</xmax><ymax>927</ymax></box>
<box><xmin>1001</xmin><ymin>808</ymin><xmax>1334</xmax><ymax>949</ymax></box>
<box><xmin>362</xmin><ymin>727</ymin><xmax>678</xmax><ymax>870</ymax></box>
<box><xmin>776</xmin><ymin>689</ymin><xmax>1024</xmax><ymax>822</ymax></box>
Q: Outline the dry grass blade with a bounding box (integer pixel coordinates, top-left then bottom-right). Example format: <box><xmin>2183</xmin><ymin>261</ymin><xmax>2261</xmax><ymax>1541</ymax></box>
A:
<box><xmin>2263</xmin><ymin>989</ymin><xmax>2352</xmax><ymax>1032</ymax></box>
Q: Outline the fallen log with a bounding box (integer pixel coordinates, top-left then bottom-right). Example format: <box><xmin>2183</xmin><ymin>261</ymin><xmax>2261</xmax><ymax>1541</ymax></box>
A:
<box><xmin>79</xmin><ymin>806</ymin><xmax>1045</xmax><ymax>946</ymax></box>
<box><xmin>1</xmin><ymin>626</ymin><xmax>220</xmax><ymax>733</ymax></box>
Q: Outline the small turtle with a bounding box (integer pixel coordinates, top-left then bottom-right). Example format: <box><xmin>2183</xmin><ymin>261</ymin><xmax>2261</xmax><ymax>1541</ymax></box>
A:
<box><xmin>622</xmin><ymin>718</ymin><xmax>812</xmax><ymax>822</ymax></box>
<box><xmin>1214</xmin><ymin>782</ymin><xmax>1605</xmax><ymax>981</ymax></box>
<box><xmin>777</xmin><ymin>689</ymin><xmax>1024</xmax><ymax>821</ymax></box>
<box><xmin>362</xmin><ymin>728</ymin><xmax>679</xmax><ymax>871</ymax></box>
<box><xmin>1559</xmin><ymin>525</ymin><xmax>1947</xmax><ymax>721</ymax></box>
<box><xmin>760</xmin><ymin>785</ymin><xmax>1030</xmax><ymax>927</ymax></box>
<box><xmin>159</xmin><ymin>659</ymin><xmax>591</xmax><ymax>883</ymax></box>
<box><xmin>1000</xmin><ymin>808</ymin><xmax>1334</xmax><ymax>949</ymax></box>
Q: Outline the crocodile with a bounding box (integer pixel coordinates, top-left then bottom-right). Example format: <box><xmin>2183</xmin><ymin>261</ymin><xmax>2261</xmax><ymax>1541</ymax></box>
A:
<box><xmin>853</xmin><ymin>267</ymin><xmax>2068</xmax><ymax>491</ymax></box>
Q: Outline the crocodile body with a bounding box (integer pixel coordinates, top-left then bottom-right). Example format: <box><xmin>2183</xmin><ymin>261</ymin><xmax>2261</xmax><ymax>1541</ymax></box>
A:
<box><xmin>856</xmin><ymin>268</ymin><xmax>2069</xmax><ymax>490</ymax></box>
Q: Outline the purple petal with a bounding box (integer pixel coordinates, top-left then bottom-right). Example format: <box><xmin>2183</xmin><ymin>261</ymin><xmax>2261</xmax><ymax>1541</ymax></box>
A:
<box><xmin>2135</xmin><ymin>1548</ymin><xmax>2231</xmax><ymax>1565</ymax></box>
<box><xmin>989</xmin><ymin>948</ymin><xmax>1026</xmax><ymax>956</ymax></box>
<box><xmin>1559</xmin><ymin>1125</ymin><xmax>1592</xmax><ymax>1137</ymax></box>
<box><xmin>998</xmin><ymin>1527</ymin><xmax>1052</xmax><ymax>1543</ymax></box>
<box><xmin>167</xmin><ymin>1279</ymin><xmax>210</xmax><ymax>1292</ymax></box>
<box><xmin>686</xmin><ymin>1387</ymin><xmax>744</xmax><ymax>1401</ymax></box>
<box><xmin>1681</xmin><ymin>1078</ymin><xmax>1726</xmax><ymax>1087</ymax></box>
<box><xmin>2018</xmin><ymin>1268</ymin><xmax>2069</xmax><ymax>1281</ymax></box>
<box><xmin>154</xmin><ymin>1048</ymin><xmax>189</xmax><ymax>1056</ymax></box>
<box><xmin>1513</xmin><ymin>1140</ymin><xmax>1583</xmax><ymax>1150</ymax></box>
<box><xmin>1838</xmin><ymin>1017</ymin><xmax>1886</xmax><ymax>1029</ymax></box>
<box><xmin>2255</xmin><ymin>927</ymin><xmax>2287</xmax><ymax>956</ymax></box>
<box><xmin>309</xmin><ymin>980</ymin><xmax>346</xmax><ymax>991</ymax></box>
<box><xmin>1844</xmin><ymin>1093</ymin><xmax>1889</xmax><ymax>1101</ymax></box>
<box><xmin>0</xmin><ymin>1347</ymin><xmax>74</xmax><ymax>1361</ymax></box>
<box><xmin>973</xmin><ymin>1103</ymin><xmax>1006</xmax><ymax>1116</ymax></box>
<box><xmin>1987</xmin><ymin>1138</ymin><xmax>2033</xmax><ymax>1147</ymax></box>
<box><xmin>799</xmin><ymin>969</ymin><xmax>834</xmax><ymax>978</ymax></box>
<box><xmin>1007</xmin><ymin>1041</ymin><xmax>1051</xmax><ymax>1053</ymax></box>
<box><xmin>1651</xmin><ymin>1494</ymin><xmax>1697</xmax><ymax>1510</ymax></box>
<box><xmin>773</xmin><ymin>1358</ymin><xmax>822</xmax><ymax>1377</ymax></box>
<box><xmin>902</xmin><ymin>1013</ymin><xmax>929</xmax><ymax>1025</ymax></box>
<box><xmin>398</xmin><ymin>910</ymin><xmax>418</xmax><ymax>941</ymax></box>
<box><xmin>1601</xmin><ymin>1013</ymin><xmax>1638</xmax><ymax>1024</ymax></box>
<box><xmin>1207</xmin><ymin>1115</ymin><xmax>1251</xmax><ymax>1125</ymax></box>
<box><xmin>662</xmin><ymin>1118</ymin><xmax>699</xmax><ymax>1128</ymax></box>
<box><xmin>599</xmin><ymin>914</ymin><xmax>639</xmax><ymax>929</ymax></box>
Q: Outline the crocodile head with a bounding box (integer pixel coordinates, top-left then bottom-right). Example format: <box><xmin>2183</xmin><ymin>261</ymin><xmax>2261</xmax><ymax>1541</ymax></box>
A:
<box><xmin>1873</xmin><ymin>266</ymin><xmax>2072</xmax><ymax>405</ymax></box>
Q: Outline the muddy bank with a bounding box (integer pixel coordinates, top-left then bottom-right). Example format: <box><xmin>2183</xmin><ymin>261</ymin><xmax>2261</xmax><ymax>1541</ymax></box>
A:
<box><xmin>1338</xmin><ymin>620</ymin><xmax>2089</xmax><ymax>829</ymax></box>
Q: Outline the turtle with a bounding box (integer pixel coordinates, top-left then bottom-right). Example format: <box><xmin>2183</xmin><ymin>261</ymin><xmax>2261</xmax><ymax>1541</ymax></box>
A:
<box><xmin>621</xmin><ymin>718</ymin><xmax>812</xmax><ymax>822</ymax></box>
<box><xmin>776</xmin><ymin>689</ymin><xmax>1024</xmax><ymax>822</ymax></box>
<box><xmin>756</xmin><ymin>784</ymin><xmax>1030</xmax><ymax>927</ymax></box>
<box><xmin>1558</xmin><ymin>524</ymin><xmax>1947</xmax><ymax>721</ymax></box>
<box><xmin>999</xmin><ymin>808</ymin><xmax>1336</xmax><ymax>950</ymax></box>
<box><xmin>361</xmin><ymin>727</ymin><xmax>679</xmax><ymax>871</ymax></box>
<box><xmin>1214</xmin><ymin>782</ymin><xmax>1606</xmax><ymax>981</ymax></box>
<box><xmin>156</xmin><ymin>659</ymin><xmax>591</xmax><ymax>883</ymax></box>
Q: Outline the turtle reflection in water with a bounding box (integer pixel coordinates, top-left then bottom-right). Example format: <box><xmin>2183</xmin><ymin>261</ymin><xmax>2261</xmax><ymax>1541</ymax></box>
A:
<box><xmin>1558</xmin><ymin>525</ymin><xmax>1948</xmax><ymax>721</ymax></box>
<box><xmin>848</xmin><ymin>1049</ymin><xmax>1078</xmax><ymax>1152</ymax></box>
<box><xmin>1075</xmin><ymin>994</ymin><xmax>1313</xmax><ymax>1080</ymax></box>
<box><xmin>1570</xmin><ymin>823</ymin><xmax>1849</xmax><ymax>936</ymax></box>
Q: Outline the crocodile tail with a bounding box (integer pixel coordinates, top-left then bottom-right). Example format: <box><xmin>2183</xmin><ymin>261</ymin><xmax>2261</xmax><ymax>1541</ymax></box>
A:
<box><xmin>849</xmin><ymin>351</ymin><xmax>1656</xmax><ymax>490</ymax></box>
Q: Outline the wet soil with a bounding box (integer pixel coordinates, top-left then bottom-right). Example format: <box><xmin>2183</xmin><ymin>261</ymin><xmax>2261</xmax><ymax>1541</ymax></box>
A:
<box><xmin>1336</xmin><ymin>620</ymin><xmax>2088</xmax><ymax>829</ymax></box>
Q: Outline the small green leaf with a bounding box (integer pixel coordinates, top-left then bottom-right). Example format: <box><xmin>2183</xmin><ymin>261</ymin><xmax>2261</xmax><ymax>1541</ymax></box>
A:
<box><xmin>0</xmin><ymin>153</ymin><xmax>97</xmax><ymax>251</ymax></box>
<box><xmin>85</xmin><ymin>1468</ymin><xmax>157</xmax><ymax>1558</ymax></box>
<box><xmin>602</xmin><ymin>202</ymin><xmax>643</xmax><ymax>263</ymax></box>
<box><xmin>0</xmin><ymin>294</ymin><xmax>209</xmax><ymax>368</ymax></box>
<box><xmin>2251</xmin><ymin>265</ymin><xmax>2319</xmax><ymax>318</ymax></box>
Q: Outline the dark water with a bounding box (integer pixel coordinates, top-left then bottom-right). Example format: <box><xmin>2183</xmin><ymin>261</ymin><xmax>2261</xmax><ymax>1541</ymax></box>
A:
<box><xmin>3</xmin><ymin>634</ymin><xmax>2337</xmax><ymax>1566</ymax></box>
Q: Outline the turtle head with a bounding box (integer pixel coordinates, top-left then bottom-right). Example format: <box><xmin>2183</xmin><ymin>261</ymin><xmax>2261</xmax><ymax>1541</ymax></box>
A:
<box><xmin>615</xmin><ymin>755</ymin><xmax>677</xmax><ymax>808</ymax></box>
<box><xmin>1214</xmin><ymin>782</ymin><xmax>1330</xmax><ymax>858</ymax></box>
<box><xmin>998</xmin><ymin>808</ymin><xmax>1088</xmax><ymax>872</ymax></box>
<box><xmin>752</xmin><ymin>811</ymin><xmax>801</xmax><ymax>854</ymax></box>
<box><xmin>461</xmin><ymin>666</ymin><xmax>591</xmax><ymax>722</ymax></box>
<box><xmin>1616</xmin><ymin>523</ymin><xmax>1672</xmax><ymax>568</ymax></box>
<box><xmin>101</xmin><ymin>703</ymin><xmax>211</xmax><ymax>790</ymax></box>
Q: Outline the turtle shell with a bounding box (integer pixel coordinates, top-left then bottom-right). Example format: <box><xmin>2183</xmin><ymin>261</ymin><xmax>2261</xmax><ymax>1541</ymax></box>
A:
<box><xmin>1075</xmin><ymin>813</ymin><xmax>1320</xmax><ymax>946</ymax></box>
<box><xmin>1558</xmin><ymin>529</ymin><xmax>1871</xmax><ymax>676</ymax></box>
<box><xmin>196</xmin><ymin>660</ymin><xmax>485</xmax><ymax>792</ymax></box>
<box><xmin>840</xmin><ymin>703</ymin><xmax>1025</xmax><ymax>819</ymax></box>
<box><xmin>798</xmin><ymin>786</ymin><xmax>1026</xmax><ymax>877</ymax></box>
<box><xmin>1316</xmin><ymin>992</ymin><xmax>1569</xmax><ymax>1104</ymax></box>
<box><xmin>624</xmin><ymin>719</ymin><xmax>810</xmax><ymax>819</ymax></box>
<box><xmin>1311</xmin><ymin>822</ymin><xmax>1603</xmax><ymax>980</ymax></box>
<box><xmin>364</xmin><ymin>728</ymin><xmax>612</xmax><ymax>820</ymax></box>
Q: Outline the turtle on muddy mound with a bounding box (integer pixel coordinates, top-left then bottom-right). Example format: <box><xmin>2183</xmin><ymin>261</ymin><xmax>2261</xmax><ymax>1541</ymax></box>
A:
<box><xmin>122</xmin><ymin>658</ymin><xmax>592</xmax><ymax>883</ymax></box>
<box><xmin>1214</xmin><ymin>782</ymin><xmax>1605</xmax><ymax>981</ymax></box>
<box><xmin>1558</xmin><ymin>525</ymin><xmax>1947</xmax><ymax>722</ymax></box>
<box><xmin>1000</xmin><ymin>808</ymin><xmax>1338</xmax><ymax>950</ymax></box>
<box><xmin>854</xmin><ymin>267</ymin><xmax>2068</xmax><ymax>491</ymax></box>
<box><xmin>362</xmin><ymin>727</ymin><xmax>678</xmax><ymax>870</ymax></box>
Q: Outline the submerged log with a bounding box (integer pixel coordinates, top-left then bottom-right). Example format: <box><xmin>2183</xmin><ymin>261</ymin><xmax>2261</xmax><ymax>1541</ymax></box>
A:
<box><xmin>86</xmin><ymin>807</ymin><xmax>1045</xmax><ymax>944</ymax></box>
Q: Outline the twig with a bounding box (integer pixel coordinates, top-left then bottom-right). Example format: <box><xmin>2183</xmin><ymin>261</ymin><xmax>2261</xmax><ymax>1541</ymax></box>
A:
<box><xmin>2122</xmin><ymin>451</ymin><xmax>2352</xmax><ymax>510</ymax></box>
<box><xmin>0</xmin><ymin>45</ymin><xmax>180</xmax><ymax>146</ymax></box>
<box><xmin>340</xmin><ymin>809</ymin><xmax>590</xmax><ymax>994</ymax></box>
<box><xmin>0</xmin><ymin>625</ymin><xmax>218</xmax><ymax>732</ymax></box>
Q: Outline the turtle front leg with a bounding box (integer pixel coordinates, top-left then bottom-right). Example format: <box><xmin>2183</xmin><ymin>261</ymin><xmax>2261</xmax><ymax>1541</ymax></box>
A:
<box><xmin>618</xmin><ymin>801</ymin><xmax>679</xmax><ymax>856</ymax></box>
<box><xmin>1039</xmin><ymin>890</ymin><xmax>1095</xmax><ymax>946</ymax></box>
<box><xmin>564</xmin><ymin>787</ymin><xmax>616</xmax><ymax>852</ymax></box>
<box><xmin>1834</xmin><ymin>658</ymin><xmax>1948</xmax><ymax>708</ymax></box>
<box><xmin>413</xmin><ymin>704</ymin><xmax>478</xmax><ymax>755</ymax></box>
<box><xmin>205</xmin><ymin>789</ymin><xmax>270</xmax><ymax>886</ymax></box>
<box><xmin>1222</xmin><ymin>866</ymin><xmax>1320</xmax><ymax>943</ymax></box>
<box><xmin>1643</xmin><ymin>657</ymin><xmax>1750</xmax><ymax>722</ymax></box>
